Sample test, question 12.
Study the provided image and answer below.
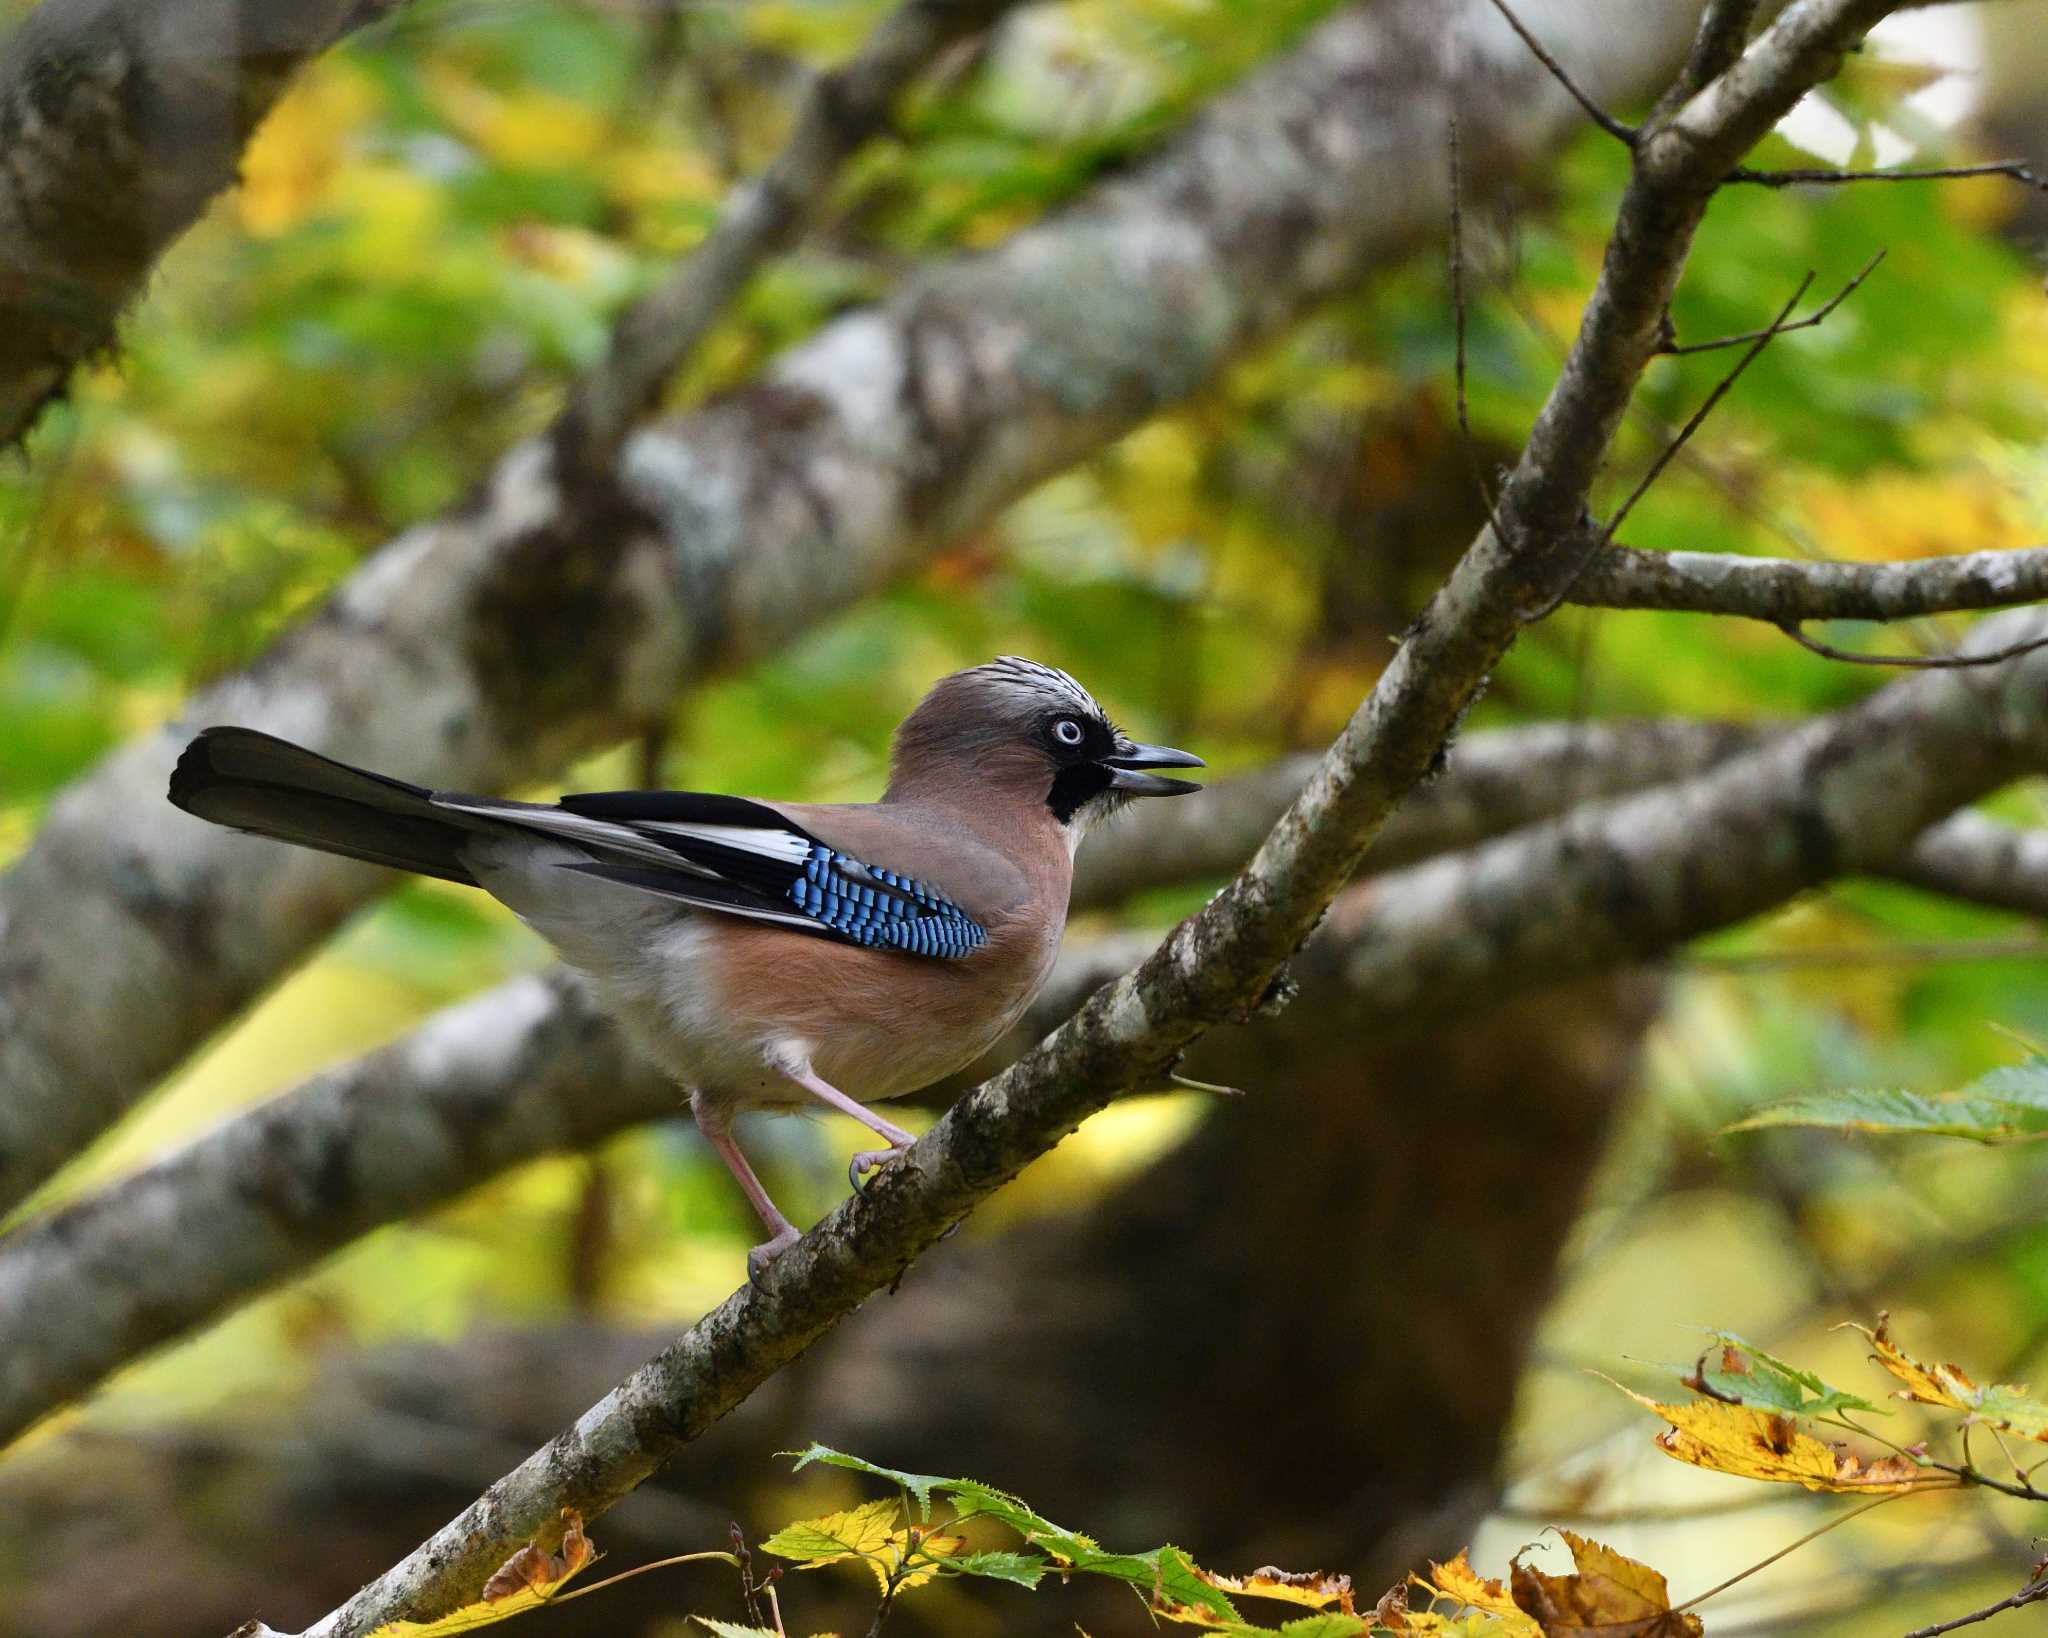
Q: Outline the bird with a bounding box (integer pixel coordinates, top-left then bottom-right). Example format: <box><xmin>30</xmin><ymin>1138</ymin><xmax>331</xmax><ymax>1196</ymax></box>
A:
<box><xmin>167</xmin><ymin>657</ymin><xmax>1203</xmax><ymax>1279</ymax></box>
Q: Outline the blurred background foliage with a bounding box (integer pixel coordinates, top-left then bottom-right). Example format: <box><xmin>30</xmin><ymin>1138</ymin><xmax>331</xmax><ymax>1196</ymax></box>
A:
<box><xmin>4</xmin><ymin>1</ymin><xmax>2048</xmax><ymax>1635</ymax></box>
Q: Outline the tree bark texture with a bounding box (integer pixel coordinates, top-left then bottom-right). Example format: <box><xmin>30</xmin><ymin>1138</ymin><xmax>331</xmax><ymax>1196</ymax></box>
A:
<box><xmin>0</xmin><ymin>0</ymin><xmax>401</xmax><ymax>445</ymax></box>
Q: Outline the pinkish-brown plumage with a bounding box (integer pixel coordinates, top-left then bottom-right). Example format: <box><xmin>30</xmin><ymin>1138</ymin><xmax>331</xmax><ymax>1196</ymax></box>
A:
<box><xmin>166</xmin><ymin>657</ymin><xmax>1202</xmax><ymax>1280</ymax></box>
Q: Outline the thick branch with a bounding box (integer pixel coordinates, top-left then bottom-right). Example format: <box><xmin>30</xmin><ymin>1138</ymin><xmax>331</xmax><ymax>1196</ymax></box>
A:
<box><xmin>1574</xmin><ymin>543</ymin><xmax>2048</xmax><ymax>623</ymax></box>
<box><xmin>0</xmin><ymin>0</ymin><xmax>403</xmax><ymax>446</ymax></box>
<box><xmin>243</xmin><ymin>7</ymin><xmax>1919</xmax><ymax>1631</ymax></box>
<box><xmin>0</xmin><ymin>0</ymin><xmax>1720</xmax><ymax>1218</ymax></box>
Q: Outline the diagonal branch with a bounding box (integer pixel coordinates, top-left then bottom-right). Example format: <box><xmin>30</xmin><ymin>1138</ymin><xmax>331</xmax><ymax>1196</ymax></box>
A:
<box><xmin>0</xmin><ymin>0</ymin><xmax>1722</xmax><ymax>1221</ymax></box>
<box><xmin>233</xmin><ymin>5</ymin><xmax>1922</xmax><ymax>1632</ymax></box>
<box><xmin>555</xmin><ymin>0</ymin><xmax>1021</xmax><ymax>476</ymax></box>
<box><xmin>0</xmin><ymin>0</ymin><xmax>410</xmax><ymax>448</ymax></box>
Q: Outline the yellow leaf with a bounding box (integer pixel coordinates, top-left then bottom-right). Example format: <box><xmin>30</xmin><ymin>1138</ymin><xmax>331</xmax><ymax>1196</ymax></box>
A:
<box><xmin>758</xmin><ymin>1500</ymin><xmax>961</xmax><ymax>1596</ymax></box>
<box><xmin>1404</xmin><ymin>1552</ymin><xmax>1541</xmax><ymax>1636</ymax></box>
<box><xmin>1197</xmin><ymin>1565</ymin><xmax>1355</xmax><ymax>1612</ymax></box>
<box><xmin>1508</xmin><ymin>1531</ymin><xmax>1702</xmax><ymax>1638</ymax></box>
<box><xmin>1846</xmin><ymin>1313</ymin><xmax>2048</xmax><ymax>1443</ymax></box>
<box><xmin>365</xmin><ymin>1511</ymin><xmax>594</xmax><ymax>1636</ymax></box>
<box><xmin>1611</xmin><ymin>1382</ymin><xmax>1934</xmax><ymax>1493</ymax></box>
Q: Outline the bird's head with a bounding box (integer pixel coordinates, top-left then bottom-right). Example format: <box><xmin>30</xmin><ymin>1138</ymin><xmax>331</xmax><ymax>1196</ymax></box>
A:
<box><xmin>885</xmin><ymin>656</ymin><xmax>1203</xmax><ymax>837</ymax></box>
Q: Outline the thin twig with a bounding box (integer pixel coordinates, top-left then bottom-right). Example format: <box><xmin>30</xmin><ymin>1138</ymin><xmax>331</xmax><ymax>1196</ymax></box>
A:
<box><xmin>1899</xmin><ymin>1573</ymin><xmax>2048</xmax><ymax>1638</ymax></box>
<box><xmin>1482</xmin><ymin>0</ymin><xmax>1637</xmax><ymax>143</ymax></box>
<box><xmin>1730</xmin><ymin>158</ymin><xmax>2048</xmax><ymax>193</ymax></box>
<box><xmin>1676</xmin><ymin>1493</ymin><xmax>1920</xmax><ymax>1613</ymax></box>
<box><xmin>1779</xmin><ymin>622</ymin><xmax>2048</xmax><ymax>670</ymax></box>
<box><xmin>1606</xmin><ymin>272</ymin><xmax>1813</xmax><ymax>536</ymax></box>
<box><xmin>1663</xmin><ymin>249</ymin><xmax>1885</xmax><ymax>354</ymax></box>
<box><xmin>1526</xmin><ymin>270</ymin><xmax>1818</xmax><ymax>625</ymax></box>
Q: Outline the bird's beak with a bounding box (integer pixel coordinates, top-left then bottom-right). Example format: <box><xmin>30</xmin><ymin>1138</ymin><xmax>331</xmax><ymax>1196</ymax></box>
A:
<box><xmin>1102</xmin><ymin>741</ymin><xmax>1205</xmax><ymax>797</ymax></box>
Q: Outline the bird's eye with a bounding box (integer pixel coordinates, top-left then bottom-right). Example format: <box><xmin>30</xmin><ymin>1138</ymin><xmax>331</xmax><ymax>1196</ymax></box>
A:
<box><xmin>1051</xmin><ymin>717</ymin><xmax>1086</xmax><ymax>748</ymax></box>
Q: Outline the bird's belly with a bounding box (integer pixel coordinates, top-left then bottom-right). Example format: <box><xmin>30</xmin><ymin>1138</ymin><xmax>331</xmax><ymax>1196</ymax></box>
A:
<box><xmin>708</xmin><ymin>917</ymin><xmax>1059</xmax><ymax>1103</ymax></box>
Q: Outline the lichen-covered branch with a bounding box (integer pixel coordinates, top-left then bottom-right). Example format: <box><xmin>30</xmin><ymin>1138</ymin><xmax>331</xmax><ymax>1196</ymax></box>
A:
<box><xmin>243</xmin><ymin>8</ymin><xmax>1917</xmax><ymax>1631</ymax></box>
<box><xmin>0</xmin><ymin>0</ymin><xmax>1720</xmax><ymax>1219</ymax></box>
<box><xmin>1574</xmin><ymin>543</ymin><xmax>2048</xmax><ymax>623</ymax></box>
<box><xmin>0</xmin><ymin>0</ymin><xmax>404</xmax><ymax>447</ymax></box>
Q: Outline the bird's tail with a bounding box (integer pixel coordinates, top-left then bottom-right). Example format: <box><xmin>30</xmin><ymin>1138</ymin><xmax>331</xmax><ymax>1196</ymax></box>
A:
<box><xmin>167</xmin><ymin>726</ymin><xmax>483</xmax><ymax>886</ymax></box>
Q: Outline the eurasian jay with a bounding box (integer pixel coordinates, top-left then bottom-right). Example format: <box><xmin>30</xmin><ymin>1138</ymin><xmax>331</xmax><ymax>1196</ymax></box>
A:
<box><xmin>167</xmin><ymin>657</ymin><xmax>1203</xmax><ymax>1276</ymax></box>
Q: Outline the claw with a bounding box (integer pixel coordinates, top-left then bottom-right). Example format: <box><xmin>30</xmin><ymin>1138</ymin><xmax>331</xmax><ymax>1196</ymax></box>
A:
<box><xmin>848</xmin><ymin>1144</ymin><xmax>910</xmax><ymax>1192</ymax></box>
<box><xmin>746</xmin><ymin>1225</ymin><xmax>802</xmax><ymax>1285</ymax></box>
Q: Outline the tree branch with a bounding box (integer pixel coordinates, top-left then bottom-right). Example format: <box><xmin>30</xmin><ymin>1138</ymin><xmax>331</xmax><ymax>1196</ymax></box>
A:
<box><xmin>0</xmin><ymin>0</ymin><xmax>1723</xmax><ymax>1220</ymax></box>
<box><xmin>0</xmin><ymin>0</ymin><xmax>407</xmax><ymax>448</ymax></box>
<box><xmin>217</xmin><ymin>6</ymin><xmax>1923</xmax><ymax>1630</ymax></box>
<box><xmin>556</xmin><ymin>0</ymin><xmax>1021</xmax><ymax>476</ymax></box>
<box><xmin>1571</xmin><ymin>544</ymin><xmax>2048</xmax><ymax>623</ymax></box>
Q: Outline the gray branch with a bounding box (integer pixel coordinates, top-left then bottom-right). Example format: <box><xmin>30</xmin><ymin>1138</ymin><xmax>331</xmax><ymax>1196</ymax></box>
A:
<box><xmin>221</xmin><ymin>7</ymin><xmax>1920</xmax><ymax>1631</ymax></box>
<box><xmin>0</xmin><ymin>0</ymin><xmax>1722</xmax><ymax>1219</ymax></box>
<box><xmin>0</xmin><ymin>0</ymin><xmax>404</xmax><ymax>446</ymax></box>
<box><xmin>1574</xmin><ymin>543</ymin><xmax>2048</xmax><ymax>623</ymax></box>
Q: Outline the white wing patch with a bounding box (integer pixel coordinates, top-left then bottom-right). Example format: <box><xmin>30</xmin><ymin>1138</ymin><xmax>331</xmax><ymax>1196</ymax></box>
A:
<box><xmin>432</xmin><ymin>798</ymin><xmax>720</xmax><ymax>875</ymax></box>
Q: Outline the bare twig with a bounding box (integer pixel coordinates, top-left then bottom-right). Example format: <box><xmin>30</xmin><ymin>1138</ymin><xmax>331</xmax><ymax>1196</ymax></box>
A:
<box><xmin>1482</xmin><ymin>0</ymin><xmax>1637</xmax><ymax>143</ymax></box>
<box><xmin>1663</xmin><ymin>249</ymin><xmax>1884</xmax><ymax>354</ymax></box>
<box><xmin>1526</xmin><ymin>271</ymin><xmax>1817</xmax><ymax>625</ymax></box>
<box><xmin>1779</xmin><ymin>622</ymin><xmax>2048</xmax><ymax>670</ymax></box>
<box><xmin>1899</xmin><ymin>1571</ymin><xmax>2048</xmax><ymax>1638</ymax></box>
<box><xmin>1606</xmin><ymin>272</ymin><xmax>1813</xmax><ymax>536</ymax></box>
<box><xmin>1730</xmin><ymin>158</ymin><xmax>2048</xmax><ymax>192</ymax></box>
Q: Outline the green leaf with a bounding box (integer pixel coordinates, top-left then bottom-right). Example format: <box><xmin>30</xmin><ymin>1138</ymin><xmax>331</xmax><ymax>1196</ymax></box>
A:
<box><xmin>944</xmin><ymin>1550</ymin><xmax>1049</xmax><ymax>1589</ymax></box>
<box><xmin>786</xmin><ymin>1444</ymin><xmax>948</xmax><ymax>1521</ymax></box>
<box><xmin>1671</xmin><ymin>1333</ymin><xmax>1879</xmax><ymax>1418</ymax></box>
<box><xmin>690</xmin><ymin>1621</ymin><xmax>781</xmax><ymax>1638</ymax></box>
<box><xmin>1725</xmin><ymin>1061</ymin><xmax>2048</xmax><ymax>1143</ymax></box>
<box><xmin>942</xmin><ymin>1478</ymin><xmax>1100</xmax><ymax>1561</ymax></box>
<box><xmin>1081</xmin><ymin>1546</ymin><xmax>1240</xmax><ymax>1622</ymax></box>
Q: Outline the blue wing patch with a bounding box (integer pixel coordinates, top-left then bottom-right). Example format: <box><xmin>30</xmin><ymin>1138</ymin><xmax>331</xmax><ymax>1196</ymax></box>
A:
<box><xmin>789</xmin><ymin>844</ymin><xmax>988</xmax><ymax>958</ymax></box>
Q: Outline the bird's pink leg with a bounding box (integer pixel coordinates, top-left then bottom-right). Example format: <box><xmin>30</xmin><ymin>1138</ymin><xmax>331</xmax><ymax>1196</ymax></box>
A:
<box><xmin>778</xmin><ymin>1059</ymin><xmax>916</xmax><ymax>1190</ymax></box>
<box><xmin>691</xmin><ymin>1095</ymin><xmax>801</xmax><ymax>1281</ymax></box>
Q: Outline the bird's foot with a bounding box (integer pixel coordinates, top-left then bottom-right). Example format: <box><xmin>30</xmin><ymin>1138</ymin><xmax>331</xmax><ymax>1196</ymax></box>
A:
<box><xmin>849</xmin><ymin>1142</ymin><xmax>912</xmax><ymax>1192</ymax></box>
<box><xmin>746</xmin><ymin>1224</ymin><xmax>802</xmax><ymax>1285</ymax></box>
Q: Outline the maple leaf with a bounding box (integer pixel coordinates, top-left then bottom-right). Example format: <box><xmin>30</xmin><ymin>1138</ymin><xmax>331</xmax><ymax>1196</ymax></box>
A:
<box><xmin>1847</xmin><ymin>1313</ymin><xmax>2048</xmax><ymax>1443</ymax></box>
<box><xmin>1608</xmin><ymin>1380</ymin><xmax>1934</xmax><ymax>1493</ymax></box>
<box><xmin>1508</xmin><ymin>1532</ymin><xmax>1703</xmax><ymax>1638</ymax></box>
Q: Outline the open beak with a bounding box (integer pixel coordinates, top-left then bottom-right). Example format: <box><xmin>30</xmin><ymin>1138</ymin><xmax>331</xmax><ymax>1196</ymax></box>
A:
<box><xmin>1102</xmin><ymin>741</ymin><xmax>1205</xmax><ymax>798</ymax></box>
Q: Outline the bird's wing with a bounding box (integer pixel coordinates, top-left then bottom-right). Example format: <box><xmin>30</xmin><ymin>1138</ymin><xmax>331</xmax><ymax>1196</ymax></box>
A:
<box><xmin>441</xmin><ymin>788</ymin><xmax>990</xmax><ymax>959</ymax></box>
